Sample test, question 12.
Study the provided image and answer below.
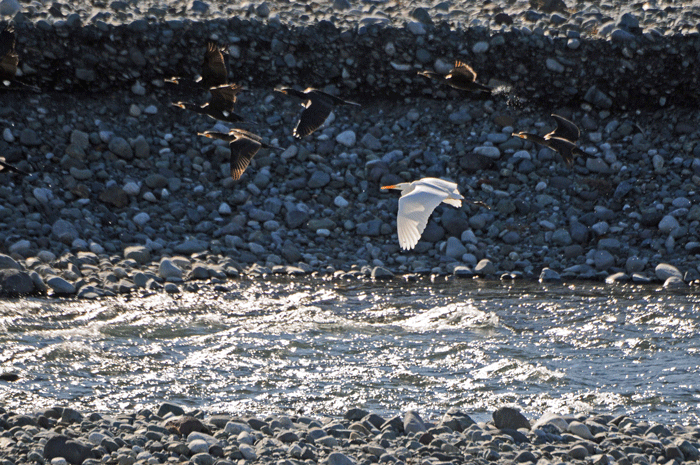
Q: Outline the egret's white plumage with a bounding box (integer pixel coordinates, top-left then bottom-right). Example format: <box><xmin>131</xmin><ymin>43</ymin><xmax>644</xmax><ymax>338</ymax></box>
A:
<box><xmin>381</xmin><ymin>177</ymin><xmax>464</xmax><ymax>251</ymax></box>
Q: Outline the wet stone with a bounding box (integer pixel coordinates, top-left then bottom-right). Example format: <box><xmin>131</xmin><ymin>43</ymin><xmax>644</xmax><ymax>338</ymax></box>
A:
<box><xmin>109</xmin><ymin>137</ymin><xmax>133</xmax><ymax>160</ymax></box>
<box><xmin>493</xmin><ymin>407</ymin><xmax>530</xmax><ymax>430</ymax></box>
<box><xmin>0</xmin><ymin>269</ymin><xmax>35</xmax><ymax>296</ymax></box>
<box><xmin>20</xmin><ymin>128</ymin><xmax>40</xmax><ymax>146</ymax></box>
<box><xmin>47</xmin><ymin>276</ymin><xmax>76</xmax><ymax>295</ymax></box>
<box><xmin>159</xmin><ymin>259</ymin><xmax>183</xmax><ymax>280</ymax></box>
<box><xmin>655</xmin><ymin>263</ymin><xmax>682</xmax><ymax>281</ymax></box>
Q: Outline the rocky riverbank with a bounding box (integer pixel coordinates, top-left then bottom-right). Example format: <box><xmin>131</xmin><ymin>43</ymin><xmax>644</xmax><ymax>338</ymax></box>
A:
<box><xmin>2</xmin><ymin>403</ymin><xmax>700</xmax><ymax>465</ymax></box>
<box><xmin>1</xmin><ymin>1</ymin><xmax>700</xmax><ymax>298</ymax></box>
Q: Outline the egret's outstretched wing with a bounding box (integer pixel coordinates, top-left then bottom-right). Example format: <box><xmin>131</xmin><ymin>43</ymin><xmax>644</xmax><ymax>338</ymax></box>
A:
<box><xmin>396</xmin><ymin>183</ymin><xmax>458</xmax><ymax>250</ymax></box>
<box><xmin>419</xmin><ymin>178</ymin><xmax>461</xmax><ymax>195</ymax></box>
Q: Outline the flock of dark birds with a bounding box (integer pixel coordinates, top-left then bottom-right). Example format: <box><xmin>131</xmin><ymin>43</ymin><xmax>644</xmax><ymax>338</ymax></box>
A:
<box><xmin>162</xmin><ymin>42</ymin><xmax>586</xmax><ymax>181</ymax></box>
<box><xmin>164</xmin><ymin>41</ymin><xmax>362</xmax><ymax>180</ymax></box>
<box><xmin>0</xmin><ymin>26</ymin><xmax>588</xmax><ymax>179</ymax></box>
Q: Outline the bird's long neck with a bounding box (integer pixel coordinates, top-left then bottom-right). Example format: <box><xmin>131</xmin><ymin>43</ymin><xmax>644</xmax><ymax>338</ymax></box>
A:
<box><xmin>418</xmin><ymin>70</ymin><xmax>444</xmax><ymax>81</ymax></box>
<box><xmin>515</xmin><ymin>132</ymin><xmax>547</xmax><ymax>145</ymax></box>
<box><xmin>174</xmin><ymin>102</ymin><xmax>204</xmax><ymax>114</ymax></box>
<box><xmin>204</xmin><ymin>132</ymin><xmax>236</xmax><ymax>143</ymax></box>
<box><xmin>280</xmin><ymin>88</ymin><xmax>308</xmax><ymax>100</ymax></box>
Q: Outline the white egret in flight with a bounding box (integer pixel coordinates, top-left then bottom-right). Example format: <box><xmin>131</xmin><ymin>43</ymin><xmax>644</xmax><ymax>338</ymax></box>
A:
<box><xmin>381</xmin><ymin>177</ymin><xmax>486</xmax><ymax>251</ymax></box>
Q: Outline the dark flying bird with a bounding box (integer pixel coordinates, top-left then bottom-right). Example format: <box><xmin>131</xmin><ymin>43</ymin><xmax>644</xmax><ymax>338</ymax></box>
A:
<box><xmin>275</xmin><ymin>87</ymin><xmax>360</xmax><ymax>139</ymax></box>
<box><xmin>166</xmin><ymin>41</ymin><xmax>229</xmax><ymax>89</ymax></box>
<box><xmin>198</xmin><ymin>129</ymin><xmax>282</xmax><ymax>181</ymax></box>
<box><xmin>0</xmin><ymin>24</ymin><xmax>19</xmax><ymax>86</ymax></box>
<box><xmin>418</xmin><ymin>61</ymin><xmax>492</xmax><ymax>94</ymax></box>
<box><xmin>173</xmin><ymin>83</ymin><xmax>245</xmax><ymax>123</ymax></box>
<box><xmin>0</xmin><ymin>24</ymin><xmax>39</xmax><ymax>92</ymax></box>
<box><xmin>512</xmin><ymin>114</ymin><xmax>586</xmax><ymax>166</ymax></box>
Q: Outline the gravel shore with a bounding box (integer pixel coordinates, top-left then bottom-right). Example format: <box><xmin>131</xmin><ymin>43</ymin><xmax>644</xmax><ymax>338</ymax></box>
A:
<box><xmin>1</xmin><ymin>1</ymin><xmax>700</xmax><ymax>297</ymax></box>
<box><xmin>2</xmin><ymin>403</ymin><xmax>700</xmax><ymax>465</ymax></box>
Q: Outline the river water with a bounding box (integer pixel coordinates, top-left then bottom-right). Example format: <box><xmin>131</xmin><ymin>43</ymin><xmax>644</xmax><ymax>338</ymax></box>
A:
<box><xmin>1</xmin><ymin>278</ymin><xmax>698</xmax><ymax>425</ymax></box>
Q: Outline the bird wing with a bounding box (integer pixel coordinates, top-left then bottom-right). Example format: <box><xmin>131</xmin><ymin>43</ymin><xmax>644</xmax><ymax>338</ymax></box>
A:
<box><xmin>449</xmin><ymin>61</ymin><xmax>477</xmax><ymax>82</ymax></box>
<box><xmin>229</xmin><ymin>136</ymin><xmax>262</xmax><ymax>180</ymax></box>
<box><xmin>208</xmin><ymin>83</ymin><xmax>242</xmax><ymax>111</ymax></box>
<box><xmin>0</xmin><ymin>26</ymin><xmax>15</xmax><ymax>58</ymax></box>
<box><xmin>418</xmin><ymin>177</ymin><xmax>461</xmax><ymax>194</ymax></box>
<box><xmin>293</xmin><ymin>98</ymin><xmax>333</xmax><ymax>139</ymax></box>
<box><xmin>547</xmin><ymin>114</ymin><xmax>580</xmax><ymax>143</ymax></box>
<box><xmin>0</xmin><ymin>51</ymin><xmax>17</xmax><ymax>79</ymax></box>
<box><xmin>396</xmin><ymin>183</ymin><xmax>454</xmax><ymax>250</ymax></box>
<box><xmin>544</xmin><ymin>137</ymin><xmax>577</xmax><ymax>165</ymax></box>
<box><xmin>229</xmin><ymin>128</ymin><xmax>262</xmax><ymax>142</ymax></box>
<box><xmin>0</xmin><ymin>26</ymin><xmax>17</xmax><ymax>79</ymax></box>
<box><xmin>200</xmin><ymin>41</ymin><xmax>228</xmax><ymax>88</ymax></box>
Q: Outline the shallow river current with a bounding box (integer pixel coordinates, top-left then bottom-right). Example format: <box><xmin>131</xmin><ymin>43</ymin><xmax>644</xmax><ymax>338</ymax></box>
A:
<box><xmin>1</xmin><ymin>278</ymin><xmax>699</xmax><ymax>425</ymax></box>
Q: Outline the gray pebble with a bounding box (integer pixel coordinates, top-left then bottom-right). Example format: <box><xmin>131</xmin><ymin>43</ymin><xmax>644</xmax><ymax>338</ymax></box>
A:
<box><xmin>46</xmin><ymin>276</ymin><xmax>76</xmax><ymax>295</ymax></box>
<box><xmin>159</xmin><ymin>259</ymin><xmax>183</xmax><ymax>280</ymax></box>
<box><xmin>109</xmin><ymin>137</ymin><xmax>134</xmax><ymax>160</ymax></box>
<box><xmin>655</xmin><ymin>263</ymin><xmax>682</xmax><ymax>281</ymax></box>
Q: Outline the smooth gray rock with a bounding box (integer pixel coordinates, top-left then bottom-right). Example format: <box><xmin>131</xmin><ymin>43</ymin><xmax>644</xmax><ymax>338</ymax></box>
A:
<box><xmin>124</xmin><ymin>245</ymin><xmax>150</xmax><ymax>264</ymax></box>
<box><xmin>539</xmin><ymin>267</ymin><xmax>561</xmax><ymax>282</ymax></box>
<box><xmin>47</xmin><ymin>276</ymin><xmax>76</xmax><ymax>295</ymax></box>
<box><xmin>663</xmin><ymin>276</ymin><xmax>687</xmax><ymax>289</ymax></box>
<box><xmin>159</xmin><ymin>259</ymin><xmax>183</xmax><ymax>279</ymax></box>
<box><xmin>108</xmin><ymin>136</ymin><xmax>133</xmax><ymax>160</ymax></box>
<box><xmin>308</xmin><ymin>171</ymin><xmax>331</xmax><ymax>188</ymax></box>
<box><xmin>568</xmin><ymin>421</ymin><xmax>594</xmax><ymax>440</ymax></box>
<box><xmin>493</xmin><ymin>407</ymin><xmax>530</xmax><ymax>430</ymax></box>
<box><xmin>474</xmin><ymin>259</ymin><xmax>496</xmax><ymax>275</ymax></box>
<box><xmin>655</xmin><ymin>263</ymin><xmax>682</xmax><ymax>281</ymax></box>
<box><xmin>658</xmin><ymin>215</ymin><xmax>680</xmax><ymax>234</ymax></box>
<box><xmin>403</xmin><ymin>410</ymin><xmax>427</xmax><ymax>434</ymax></box>
<box><xmin>594</xmin><ymin>250</ymin><xmax>615</xmax><ymax>270</ymax></box>
<box><xmin>445</xmin><ymin>237</ymin><xmax>467</xmax><ymax>259</ymax></box>
<box><xmin>0</xmin><ymin>253</ymin><xmax>22</xmax><ymax>270</ymax></box>
<box><xmin>0</xmin><ymin>269</ymin><xmax>35</xmax><ymax>296</ymax></box>
<box><xmin>605</xmin><ymin>272</ymin><xmax>629</xmax><ymax>284</ymax></box>
<box><xmin>44</xmin><ymin>435</ymin><xmax>94</xmax><ymax>465</ymax></box>
<box><xmin>238</xmin><ymin>444</ymin><xmax>257</xmax><ymax>460</ymax></box>
<box><xmin>157</xmin><ymin>402</ymin><xmax>185</xmax><ymax>417</ymax></box>
<box><xmin>286</xmin><ymin>209</ymin><xmax>309</xmax><ymax>229</ymax></box>
<box><xmin>371</xmin><ymin>266</ymin><xmax>393</xmax><ymax>279</ymax></box>
<box><xmin>52</xmin><ymin>219</ymin><xmax>79</xmax><ymax>244</ymax></box>
<box><xmin>625</xmin><ymin>256</ymin><xmax>646</xmax><ymax>273</ymax></box>
<box><xmin>551</xmin><ymin>229</ymin><xmax>572</xmax><ymax>246</ymax></box>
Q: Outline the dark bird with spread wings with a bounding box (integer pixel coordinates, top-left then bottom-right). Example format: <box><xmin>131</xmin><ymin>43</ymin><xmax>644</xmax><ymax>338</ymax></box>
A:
<box><xmin>166</xmin><ymin>41</ymin><xmax>229</xmax><ymax>89</ymax></box>
<box><xmin>512</xmin><ymin>114</ymin><xmax>586</xmax><ymax>166</ymax></box>
<box><xmin>172</xmin><ymin>83</ymin><xmax>245</xmax><ymax>123</ymax></box>
<box><xmin>199</xmin><ymin>129</ymin><xmax>282</xmax><ymax>181</ymax></box>
<box><xmin>198</xmin><ymin>41</ymin><xmax>229</xmax><ymax>89</ymax></box>
<box><xmin>0</xmin><ymin>24</ymin><xmax>18</xmax><ymax>86</ymax></box>
<box><xmin>275</xmin><ymin>87</ymin><xmax>360</xmax><ymax>139</ymax></box>
<box><xmin>418</xmin><ymin>61</ymin><xmax>492</xmax><ymax>94</ymax></box>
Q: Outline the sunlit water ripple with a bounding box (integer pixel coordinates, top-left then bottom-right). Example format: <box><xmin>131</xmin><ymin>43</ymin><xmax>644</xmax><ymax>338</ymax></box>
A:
<box><xmin>1</xmin><ymin>279</ymin><xmax>699</xmax><ymax>425</ymax></box>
